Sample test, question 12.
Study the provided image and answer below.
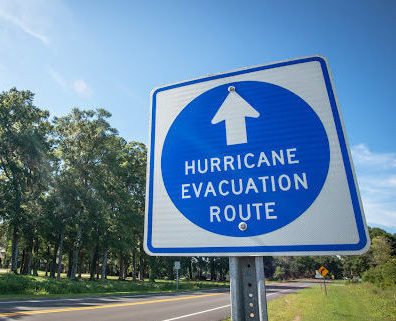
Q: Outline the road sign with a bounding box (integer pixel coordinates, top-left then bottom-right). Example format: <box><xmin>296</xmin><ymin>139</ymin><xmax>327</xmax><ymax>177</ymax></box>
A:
<box><xmin>144</xmin><ymin>55</ymin><xmax>370</xmax><ymax>256</ymax></box>
<box><xmin>174</xmin><ymin>261</ymin><xmax>181</xmax><ymax>270</ymax></box>
<box><xmin>318</xmin><ymin>266</ymin><xmax>329</xmax><ymax>277</ymax></box>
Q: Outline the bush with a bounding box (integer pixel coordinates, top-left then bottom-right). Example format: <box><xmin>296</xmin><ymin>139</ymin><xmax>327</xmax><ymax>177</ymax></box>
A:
<box><xmin>0</xmin><ymin>274</ymin><xmax>227</xmax><ymax>296</ymax></box>
<box><xmin>0</xmin><ymin>273</ymin><xmax>35</xmax><ymax>294</ymax></box>
<box><xmin>273</xmin><ymin>266</ymin><xmax>286</xmax><ymax>281</ymax></box>
<box><xmin>363</xmin><ymin>258</ymin><xmax>396</xmax><ymax>287</ymax></box>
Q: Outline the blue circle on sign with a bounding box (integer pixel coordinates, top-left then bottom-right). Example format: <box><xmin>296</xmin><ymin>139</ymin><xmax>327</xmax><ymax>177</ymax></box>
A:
<box><xmin>161</xmin><ymin>81</ymin><xmax>330</xmax><ymax>237</ymax></box>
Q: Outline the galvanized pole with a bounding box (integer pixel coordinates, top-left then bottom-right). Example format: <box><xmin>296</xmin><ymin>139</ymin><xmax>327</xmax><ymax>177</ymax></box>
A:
<box><xmin>176</xmin><ymin>268</ymin><xmax>179</xmax><ymax>290</ymax></box>
<box><xmin>255</xmin><ymin>257</ymin><xmax>268</xmax><ymax>319</ymax></box>
<box><xmin>229</xmin><ymin>257</ymin><xmax>268</xmax><ymax>321</ymax></box>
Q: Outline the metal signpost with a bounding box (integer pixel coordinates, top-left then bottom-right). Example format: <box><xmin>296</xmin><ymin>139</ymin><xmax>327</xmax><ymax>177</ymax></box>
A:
<box><xmin>144</xmin><ymin>56</ymin><xmax>370</xmax><ymax>320</ymax></box>
<box><xmin>174</xmin><ymin>261</ymin><xmax>180</xmax><ymax>290</ymax></box>
<box><xmin>318</xmin><ymin>266</ymin><xmax>329</xmax><ymax>295</ymax></box>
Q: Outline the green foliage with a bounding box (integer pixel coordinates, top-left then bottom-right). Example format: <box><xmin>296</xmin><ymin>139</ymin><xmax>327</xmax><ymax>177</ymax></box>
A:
<box><xmin>0</xmin><ymin>88</ymin><xmax>53</xmax><ymax>272</ymax></box>
<box><xmin>273</xmin><ymin>266</ymin><xmax>286</xmax><ymax>281</ymax></box>
<box><xmin>1</xmin><ymin>87</ymin><xmax>395</xmax><ymax>291</ymax></box>
<box><xmin>0</xmin><ymin>273</ymin><xmax>36</xmax><ymax>294</ymax></box>
<box><xmin>0</xmin><ymin>88</ymin><xmax>52</xmax><ymax>223</ymax></box>
<box><xmin>0</xmin><ymin>273</ymin><xmax>227</xmax><ymax>296</ymax></box>
<box><xmin>363</xmin><ymin>258</ymin><xmax>396</xmax><ymax>287</ymax></box>
<box><xmin>272</xmin><ymin>255</ymin><xmax>344</xmax><ymax>280</ymax></box>
<box><xmin>371</xmin><ymin>236</ymin><xmax>393</xmax><ymax>266</ymax></box>
<box><xmin>267</xmin><ymin>282</ymin><xmax>396</xmax><ymax>321</ymax></box>
<box><xmin>356</xmin><ymin>233</ymin><xmax>395</xmax><ymax>287</ymax></box>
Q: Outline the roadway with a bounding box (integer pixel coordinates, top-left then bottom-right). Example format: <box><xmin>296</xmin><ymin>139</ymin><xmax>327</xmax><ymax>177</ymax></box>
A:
<box><xmin>0</xmin><ymin>280</ymin><xmax>316</xmax><ymax>321</ymax></box>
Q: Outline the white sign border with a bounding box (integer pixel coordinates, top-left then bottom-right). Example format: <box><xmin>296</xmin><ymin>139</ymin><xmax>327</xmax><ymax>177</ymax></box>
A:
<box><xmin>144</xmin><ymin>55</ymin><xmax>370</xmax><ymax>256</ymax></box>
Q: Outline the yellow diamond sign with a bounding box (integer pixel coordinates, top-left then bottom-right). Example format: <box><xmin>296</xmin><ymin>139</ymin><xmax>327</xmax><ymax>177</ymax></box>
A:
<box><xmin>318</xmin><ymin>266</ymin><xmax>329</xmax><ymax>277</ymax></box>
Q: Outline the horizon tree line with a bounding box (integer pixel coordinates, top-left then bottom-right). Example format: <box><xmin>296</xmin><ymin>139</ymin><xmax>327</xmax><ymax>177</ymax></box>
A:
<box><xmin>0</xmin><ymin>88</ymin><xmax>395</xmax><ymax>282</ymax></box>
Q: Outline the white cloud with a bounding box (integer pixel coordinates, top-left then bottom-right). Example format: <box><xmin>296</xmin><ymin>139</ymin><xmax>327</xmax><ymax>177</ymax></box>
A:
<box><xmin>351</xmin><ymin>144</ymin><xmax>396</xmax><ymax>231</ymax></box>
<box><xmin>73</xmin><ymin>80</ymin><xmax>92</xmax><ymax>97</ymax></box>
<box><xmin>49</xmin><ymin>68</ymin><xmax>67</xmax><ymax>89</ymax></box>
<box><xmin>0</xmin><ymin>1</ymin><xmax>50</xmax><ymax>44</ymax></box>
<box><xmin>351</xmin><ymin>144</ymin><xmax>396</xmax><ymax>169</ymax></box>
<box><xmin>48</xmin><ymin>69</ymin><xmax>92</xmax><ymax>98</ymax></box>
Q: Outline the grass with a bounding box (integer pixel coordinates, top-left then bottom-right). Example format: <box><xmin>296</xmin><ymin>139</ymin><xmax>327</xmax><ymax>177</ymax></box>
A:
<box><xmin>224</xmin><ymin>282</ymin><xmax>396</xmax><ymax>321</ymax></box>
<box><xmin>0</xmin><ymin>273</ymin><xmax>228</xmax><ymax>300</ymax></box>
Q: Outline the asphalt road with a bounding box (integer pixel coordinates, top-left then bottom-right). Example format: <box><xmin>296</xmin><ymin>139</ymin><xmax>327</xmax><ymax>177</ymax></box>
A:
<box><xmin>0</xmin><ymin>280</ymin><xmax>316</xmax><ymax>321</ymax></box>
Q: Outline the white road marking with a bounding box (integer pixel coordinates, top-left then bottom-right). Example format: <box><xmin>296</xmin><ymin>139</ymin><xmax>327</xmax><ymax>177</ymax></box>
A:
<box><xmin>160</xmin><ymin>285</ymin><xmax>309</xmax><ymax>321</ymax></box>
<box><xmin>0</xmin><ymin>282</ymin><xmax>310</xmax><ymax>305</ymax></box>
<box><xmin>268</xmin><ymin>288</ymin><xmax>292</xmax><ymax>296</ymax></box>
<box><xmin>160</xmin><ymin>304</ymin><xmax>231</xmax><ymax>321</ymax></box>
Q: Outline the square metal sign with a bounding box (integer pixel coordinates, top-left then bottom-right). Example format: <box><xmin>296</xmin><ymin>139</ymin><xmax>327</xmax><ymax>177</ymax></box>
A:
<box><xmin>144</xmin><ymin>56</ymin><xmax>370</xmax><ymax>256</ymax></box>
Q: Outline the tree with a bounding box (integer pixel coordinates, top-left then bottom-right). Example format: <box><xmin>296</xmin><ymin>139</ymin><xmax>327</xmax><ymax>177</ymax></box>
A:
<box><xmin>371</xmin><ymin>236</ymin><xmax>393</xmax><ymax>267</ymax></box>
<box><xmin>0</xmin><ymin>88</ymin><xmax>52</xmax><ymax>273</ymax></box>
<box><xmin>53</xmin><ymin>108</ymin><xmax>120</xmax><ymax>279</ymax></box>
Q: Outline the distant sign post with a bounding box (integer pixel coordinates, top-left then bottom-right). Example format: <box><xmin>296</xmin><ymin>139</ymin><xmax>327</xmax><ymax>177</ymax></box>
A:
<box><xmin>174</xmin><ymin>261</ymin><xmax>180</xmax><ymax>290</ymax></box>
<box><xmin>145</xmin><ymin>56</ymin><xmax>370</xmax><ymax>321</ymax></box>
<box><xmin>318</xmin><ymin>266</ymin><xmax>329</xmax><ymax>295</ymax></box>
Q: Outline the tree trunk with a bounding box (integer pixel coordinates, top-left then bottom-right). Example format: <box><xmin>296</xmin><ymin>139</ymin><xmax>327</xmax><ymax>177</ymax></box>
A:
<box><xmin>20</xmin><ymin>248</ymin><xmax>27</xmax><ymax>274</ymax></box>
<box><xmin>78</xmin><ymin>249</ymin><xmax>84</xmax><ymax>279</ymax></box>
<box><xmin>132</xmin><ymin>248</ymin><xmax>136</xmax><ymax>281</ymax></box>
<box><xmin>149</xmin><ymin>257</ymin><xmax>157</xmax><ymax>282</ymax></box>
<box><xmin>210</xmin><ymin>258</ymin><xmax>216</xmax><ymax>281</ymax></box>
<box><xmin>24</xmin><ymin>237</ymin><xmax>34</xmax><ymax>275</ymax></box>
<box><xmin>27</xmin><ymin>246</ymin><xmax>33</xmax><ymax>275</ymax></box>
<box><xmin>188</xmin><ymin>260</ymin><xmax>193</xmax><ymax>280</ymax></box>
<box><xmin>45</xmin><ymin>246</ymin><xmax>50</xmax><ymax>276</ymax></box>
<box><xmin>119</xmin><ymin>253</ymin><xmax>125</xmax><ymax>281</ymax></box>
<box><xmin>67</xmin><ymin>246</ymin><xmax>73</xmax><ymax>278</ymax></box>
<box><xmin>101</xmin><ymin>250</ymin><xmax>108</xmax><ymax>281</ymax></box>
<box><xmin>139</xmin><ymin>243</ymin><xmax>144</xmax><ymax>281</ymax></box>
<box><xmin>70</xmin><ymin>226</ymin><xmax>82</xmax><ymax>280</ymax></box>
<box><xmin>56</xmin><ymin>233</ymin><xmax>64</xmax><ymax>279</ymax></box>
<box><xmin>90</xmin><ymin>241</ymin><xmax>99</xmax><ymax>281</ymax></box>
<box><xmin>32</xmin><ymin>238</ymin><xmax>39</xmax><ymax>276</ymax></box>
<box><xmin>50</xmin><ymin>241</ymin><xmax>59</xmax><ymax>278</ymax></box>
<box><xmin>78</xmin><ymin>249</ymin><xmax>84</xmax><ymax>278</ymax></box>
<box><xmin>11</xmin><ymin>227</ymin><xmax>19</xmax><ymax>274</ymax></box>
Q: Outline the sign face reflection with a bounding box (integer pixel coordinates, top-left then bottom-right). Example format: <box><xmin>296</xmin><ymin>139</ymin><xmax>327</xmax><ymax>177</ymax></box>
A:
<box><xmin>145</xmin><ymin>56</ymin><xmax>370</xmax><ymax>256</ymax></box>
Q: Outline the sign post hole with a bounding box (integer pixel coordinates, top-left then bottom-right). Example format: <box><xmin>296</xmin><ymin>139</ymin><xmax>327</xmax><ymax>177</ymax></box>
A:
<box><xmin>230</xmin><ymin>257</ymin><xmax>268</xmax><ymax>321</ymax></box>
<box><xmin>145</xmin><ymin>56</ymin><xmax>370</xmax><ymax>321</ymax></box>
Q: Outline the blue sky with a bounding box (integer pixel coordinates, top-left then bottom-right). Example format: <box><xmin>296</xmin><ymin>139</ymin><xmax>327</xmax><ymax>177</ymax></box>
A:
<box><xmin>0</xmin><ymin>0</ymin><xmax>395</xmax><ymax>233</ymax></box>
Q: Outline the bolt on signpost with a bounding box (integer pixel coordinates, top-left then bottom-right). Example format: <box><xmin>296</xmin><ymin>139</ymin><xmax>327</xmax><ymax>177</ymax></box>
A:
<box><xmin>144</xmin><ymin>56</ymin><xmax>370</xmax><ymax>320</ymax></box>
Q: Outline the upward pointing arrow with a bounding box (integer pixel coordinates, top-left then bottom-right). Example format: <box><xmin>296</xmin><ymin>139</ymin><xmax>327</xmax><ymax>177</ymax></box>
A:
<box><xmin>211</xmin><ymin>86</ymin><xmax>260</xmax><ymax>145</ymax></box>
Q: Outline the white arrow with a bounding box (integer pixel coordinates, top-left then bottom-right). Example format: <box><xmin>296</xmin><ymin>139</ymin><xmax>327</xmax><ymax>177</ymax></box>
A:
<box><xmin>211</xmin><ymin>86</ymin><xmax>260</xmax><ymax>145</ymax></box>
